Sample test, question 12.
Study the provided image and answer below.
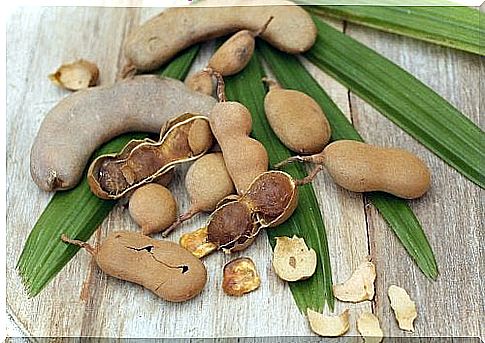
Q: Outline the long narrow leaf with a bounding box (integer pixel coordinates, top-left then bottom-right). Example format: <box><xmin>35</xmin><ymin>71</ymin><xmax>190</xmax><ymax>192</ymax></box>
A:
<box><xmin>17</xmin><ymin>46</ymin><xmax>199</xmax><ymax>296</ymax></box>
<box><xmin>306</xmin><ymin>16</ymin><xmax>484</xmax><ymax>189</ymax></box>
<box><xmin>308</xmin><ymin>6</ymin><xmax>484</xmax><ymax>56</ymax></box>
<box><xmin>258</xmin><ymin>41</ymin><xmax>438</xmax><ymax>279</ymax></box>
<box><xmin>224</xmin><ymin>52</ymin><xmax>334</xmax><ymax>311</ymax></box>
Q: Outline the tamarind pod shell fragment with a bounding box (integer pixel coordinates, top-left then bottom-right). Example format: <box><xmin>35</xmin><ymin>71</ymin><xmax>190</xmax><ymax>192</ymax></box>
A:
<box><xmin>31</xmin><ymin>76</ymin><xmax>216</xmax><ymax>192</ymax></box>
<box><xmin>124</xmin><ymin>0</ymin><xmax>317</xmax><ymax>72</ymax></box>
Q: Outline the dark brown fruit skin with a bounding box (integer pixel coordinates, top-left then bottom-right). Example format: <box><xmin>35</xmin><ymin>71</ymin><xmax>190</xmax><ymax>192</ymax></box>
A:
<box><xmin>207</xmin><ymin>201</ymin><xmax>257</xmax><ymax>248</ymax></box>
<box><xmin>207</xmin><ymin>171</ymin><xmax>298</xmax><ymax>253</ymax></box>
<box><xmin>244</xmin><ymin>171</ymin><xmax>298</xmax><ymax>227</ymax></box>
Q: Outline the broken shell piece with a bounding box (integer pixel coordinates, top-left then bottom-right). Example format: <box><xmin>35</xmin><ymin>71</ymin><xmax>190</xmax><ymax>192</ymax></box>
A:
<box><xmin>307</xmin><ymin>309</ymin><xmax>350</xmax><ymax>337</ymax></box>
<box><xmin>49</xmin><ymin>59</ymin><xmax>99</xmax><ymax>91</ymax></box>
<box><xmin>272</xmin><ymin>236</ymin><xmax>317</xmax><ymax>281</ymax></box>
<box><xmin>388</xmin><ymin>285</ymin><xmax>417</xmax><ymax>332</ymax></box>
<box><xmin>357</xmin><ymin>312</ymin><xmax>384</xmax><ymax>343</ymax></box>
<box><xmin>222</xmin><ymin>257</ymin><xmax>260</xmax><ymax>296</ymax></box>
<box><xmin>333</xmin><ymin>261</ymin><xmax>376</xmax><ymax>302</ymax></box>
<box><xmin>179</xmin><ymin>226</ymin><xmax>217</xmax><ymax>259</ymax></box>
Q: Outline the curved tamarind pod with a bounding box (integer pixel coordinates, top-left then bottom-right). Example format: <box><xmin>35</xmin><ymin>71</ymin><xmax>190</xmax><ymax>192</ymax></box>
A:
<box><xmin>124</xmin><ymin>0</ymin><xmax>316</xmax><ymax>72</ymax></box>
<box><xmin>31</xmin><ymin>76</ymin><xmax>216</xmax><ymax>192</ymax></box>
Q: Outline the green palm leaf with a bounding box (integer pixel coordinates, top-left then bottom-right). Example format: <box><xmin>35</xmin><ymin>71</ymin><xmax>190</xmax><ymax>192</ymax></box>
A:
<box><xmin>308</xmin><ymin>6</ymin><xmax>484</xmax><ymax>56</ymax></box>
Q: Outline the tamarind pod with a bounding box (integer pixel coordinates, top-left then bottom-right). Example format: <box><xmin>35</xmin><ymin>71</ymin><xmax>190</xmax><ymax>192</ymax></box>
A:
<box><xmin>31</xmin><ymin>76</ymin><xmax>216</xmax><ymax>192</ymax></box>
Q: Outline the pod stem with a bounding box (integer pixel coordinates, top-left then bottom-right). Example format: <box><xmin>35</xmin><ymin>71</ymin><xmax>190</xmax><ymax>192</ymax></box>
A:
<box><xmin>118</xmin><ymin>62</ymin><xmax>137</xmax><ymax>80</ymax></box>
<box><xmin>274</xmin><ymin>150</ymin><xmax>327</xmax><ymax>169</ymax></box>
<box><xmin>253</xmin><ymin>16</ymin><xmax>275</xmax><ymax>37</ymax></box>
<box><xmin>161</xmin><ymin>208</ymin><xmax>199</xmax><ymax>237</ymax></box>
<box><xmin>204</xmin><ymin>68</ymin><xmax>227</xmax><ymax>102</ymax></box>
<box><xmin>262</xmin><ymin>77</ymin><xmax>281</xmax><ymax>91</ymax></box>
<box><xmin>61</xmin><ymin>234</ymin><xmax>96</xmax><ymax>256</ymax></box>
<box><xmin>274</xmin><ymin>155</ymin><xmax>308</xmax><ymax>168</ymax></box>
<box><xmin>294</xmin><ymin>165</ymin><xmax>325</xmax><ymax>186</ymax></box>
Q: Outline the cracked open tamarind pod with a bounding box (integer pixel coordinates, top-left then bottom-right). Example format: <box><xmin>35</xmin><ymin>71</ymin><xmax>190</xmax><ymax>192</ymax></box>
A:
<box><xmin>88</xmin><ymin>113</ymin><xmax>214</xmax><ymax>199</ymax></box>
<box><xmin>61</xmin><ymin>231</ymin><xmax>207</xmax><ymax>302</ymax></box>
<box><xmin>207</xmin><ymin>171</ymin><xmax>298</xmax><ymax>253</ymax></box>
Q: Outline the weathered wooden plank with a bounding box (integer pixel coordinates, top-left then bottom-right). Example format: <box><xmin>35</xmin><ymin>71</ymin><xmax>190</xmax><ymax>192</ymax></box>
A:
<box><xmin>8</xmin><ymin>6</ymin><xmax>482</xmax><ymax>340</ymax></box>
<box><xmin>345</xmin><ymin>23</ymin><xmax>484</xmax><ymax>338</ymax></box>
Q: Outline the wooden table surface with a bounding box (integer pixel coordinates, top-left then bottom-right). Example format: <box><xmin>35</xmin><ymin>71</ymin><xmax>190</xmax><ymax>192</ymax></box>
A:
<box><xmin>6</xmin><ymin>6</ymin><xmax>484</xmax><ymax>340</ymax></box>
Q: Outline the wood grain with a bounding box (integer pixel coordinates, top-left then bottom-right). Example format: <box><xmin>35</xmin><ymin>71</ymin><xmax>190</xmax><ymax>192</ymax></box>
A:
<box><xmin>6</xmin><ymin>6</ymin><xmax>483</xmax><ymax>340</ymax></box>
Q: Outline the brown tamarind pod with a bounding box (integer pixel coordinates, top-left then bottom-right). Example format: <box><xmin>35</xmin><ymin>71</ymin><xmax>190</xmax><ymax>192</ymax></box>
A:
<box><xmin>207</xmin><ymin>171</ymin><xmax>298</xmax><ymax>253</ymax></box>
<box><xmin>62</xmin><ymin>231</ymin><xmax>207</xmax><ymax>302</ymax></box>
<box><xmin>276</xmin><ymin>140</ymin><xmax>431</xmax><ymax>199</ymax></box>
<box><xmin>207</xmin><ymin>70</ymin><xmax>268</xmax><ymax>195</ymax></box>
<box><xmin>208</xmin><ymin>16</ymin><xmax>274</xmax><ymax>76</ymax></box>
<box><xmin>88</xmin><ymin>113</ymin><xmax>214</xmax><ymax>199</ymax></box>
